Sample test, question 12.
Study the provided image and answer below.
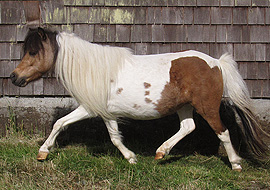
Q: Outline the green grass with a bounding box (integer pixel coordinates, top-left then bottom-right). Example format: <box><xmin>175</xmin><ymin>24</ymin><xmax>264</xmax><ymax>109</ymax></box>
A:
<box><xmin>1</xmin><ymin>134</ymin><xmax>270</xmax><ymax>190</ymax></box>
<box><xmin>1</xmin><ymin>109</ymin><xmax>270</xmax><ymax>189</ymax></box>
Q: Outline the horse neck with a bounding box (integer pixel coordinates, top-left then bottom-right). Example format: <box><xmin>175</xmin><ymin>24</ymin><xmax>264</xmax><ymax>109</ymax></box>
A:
<box><xmin>55</xmin><ymin>32</ymin><xmax>133</xmax><ymax>120</ymax></box>
<box><xmin>48</xmin><ymin>32</ymin><xmax>59</xmax><ymax>65</ymax></box>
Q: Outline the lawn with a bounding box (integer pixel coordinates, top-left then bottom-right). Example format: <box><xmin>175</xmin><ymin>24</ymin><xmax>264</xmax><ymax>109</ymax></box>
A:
<box><xmin>1</xmin><ymin>132</ymin><xmax>270</xmax><ymax>190</ymax></box>
<box><xmin>1</xmin><ymin>110</ymin><xmax>269</xmax><ymax>189</ymax></box>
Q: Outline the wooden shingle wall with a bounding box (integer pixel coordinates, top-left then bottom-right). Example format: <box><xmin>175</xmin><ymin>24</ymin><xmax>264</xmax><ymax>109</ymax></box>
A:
<box><xmin>0</xmin><ymin>0</ymin><xmax>269</xmax><ymax>98</ymax></box>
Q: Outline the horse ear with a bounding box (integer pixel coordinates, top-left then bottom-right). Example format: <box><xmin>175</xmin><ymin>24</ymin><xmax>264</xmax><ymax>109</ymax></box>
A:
<box><xmin>38</xmin><ymin>27</ymin><xmax>47</xmax><ymax>40</ymax></box>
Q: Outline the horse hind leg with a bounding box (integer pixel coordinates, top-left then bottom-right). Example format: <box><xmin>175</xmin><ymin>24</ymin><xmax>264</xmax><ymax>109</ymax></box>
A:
<box><xmin>196</xmin><ymin>105</ymin><xmax>242</xmax><ymax>171</ymax></box>
<box><xmin>218</xmin><ymin>129</ymin><xmax>242</xmax><ymax>171</ymax></box>
<box><xmin>155</xmin><ymin>104</ymin><xmax>196</xmax><ymax>160</ymax></box>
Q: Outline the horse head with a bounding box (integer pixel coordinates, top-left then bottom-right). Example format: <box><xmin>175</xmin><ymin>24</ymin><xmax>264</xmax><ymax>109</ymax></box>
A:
<box><xmin>10</xmin><ymin>27</ymin><xmax>58</xmax><ymax>87</ymax></box>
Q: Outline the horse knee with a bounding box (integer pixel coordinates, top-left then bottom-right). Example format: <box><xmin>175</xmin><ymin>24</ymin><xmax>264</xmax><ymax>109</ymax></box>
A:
<box><xmin>52</xmin><ymin>119</ymin><xmax>70</xmax><ymax>133</ymax></box>
<box><xmin>52</xmin><ymin>120</ymin><xmax>62</xmax><ymax>130</ymax></box>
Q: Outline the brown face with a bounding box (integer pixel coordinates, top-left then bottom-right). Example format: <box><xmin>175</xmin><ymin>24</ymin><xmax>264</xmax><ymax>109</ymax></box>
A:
<box><xmin>10</xmin><ymin>28</ymin><xmax>56</xmax><ymax>87</ymax></box>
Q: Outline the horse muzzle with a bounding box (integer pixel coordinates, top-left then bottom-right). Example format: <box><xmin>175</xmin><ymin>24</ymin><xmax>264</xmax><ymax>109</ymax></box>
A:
<box><xmin>10</xmin><ymin>72</ymin><xmax>28</xmax><ymax>87</ymax></box>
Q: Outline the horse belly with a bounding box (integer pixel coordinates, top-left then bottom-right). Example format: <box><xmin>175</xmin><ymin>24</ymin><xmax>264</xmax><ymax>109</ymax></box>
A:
<box><xmin>109</xmin><ymin>100</ymin><xmax>161</xmax><ymax>120</ymax></box>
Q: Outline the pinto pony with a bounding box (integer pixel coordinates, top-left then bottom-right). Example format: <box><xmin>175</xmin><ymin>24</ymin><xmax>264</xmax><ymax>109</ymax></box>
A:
<box><xmin>10</xmin><ymin>27</ymin><xmax>269</xmax><ymax>171</ymax></box>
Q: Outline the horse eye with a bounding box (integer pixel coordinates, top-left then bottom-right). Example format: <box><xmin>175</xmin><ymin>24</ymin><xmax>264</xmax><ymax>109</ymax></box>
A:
<box><xmin>29</xmin><ymin>51</ymin><xmax>38</xmax><ymax>56</ymax></box>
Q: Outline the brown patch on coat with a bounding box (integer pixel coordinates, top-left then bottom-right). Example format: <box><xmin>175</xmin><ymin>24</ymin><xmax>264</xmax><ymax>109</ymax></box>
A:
<box><xmin>145</xmin><ymin>91</ymin><xmax>150</xmax><ymax>96</ymax></box>
<box><xmin>155</xmin><ymin>57</ymin><xmax>225</xmax><ymax>134</ymax></box>
<box><xmin>133</xmin><ymin>104</ymin><xmax>141</xmax><ymax>109</ymax></box>
<box><xmin>144</xmin><ymin>82</ymin><xmax>151</xmax><ymax>89</ymax></box>
<box><xmin>116</xmin><ymin>88</ymin><xmax>123</xmax><ymax>94</ymax></box>
<box><xmin>145</xmin><ymin>98</ymin><xmax>152</xmax><ymax>103</ymax></box>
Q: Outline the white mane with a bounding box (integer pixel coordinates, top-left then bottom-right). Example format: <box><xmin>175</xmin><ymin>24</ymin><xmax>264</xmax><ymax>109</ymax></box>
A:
<box><xmin>55</xmin><ymin>32</ymin><xmax>133</xmax><ymax>120</ymax></box>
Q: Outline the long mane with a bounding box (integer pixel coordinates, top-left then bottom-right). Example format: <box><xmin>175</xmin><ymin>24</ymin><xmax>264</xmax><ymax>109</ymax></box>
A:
<box><xmin>55</xmin><ymin>32</ymin><xmax>133</xmax><ymax>120</ymax></box>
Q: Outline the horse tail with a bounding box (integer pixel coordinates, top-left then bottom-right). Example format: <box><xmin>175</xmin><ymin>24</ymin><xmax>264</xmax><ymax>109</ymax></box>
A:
<box><xmin>218</xmin><ymin>53</ymin><xmax>269</xmax><ymax>158</ymax></box>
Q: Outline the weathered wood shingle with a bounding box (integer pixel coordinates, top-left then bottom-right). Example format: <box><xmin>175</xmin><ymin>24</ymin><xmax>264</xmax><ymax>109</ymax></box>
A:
<box><xmin>70</xmin><ymin>7</ymin><xmax>89</xmax><ymax>23</ymax></box>
<box><xmin>235</xmin><ymin>0</ymin><xmax>251</xmax><ymax>7</ymax></box>
<box><xmin>0</xmin><ymin>43</ymin><xmax>11</xmax><ymax>60</ymax></box>
<box><xmin>220</xmin><ymin>0</ymin><xmax>234</xmax><ymax>6</ymax></box>
<box><xmin>211</xmin><ymin>7</ymin><xmax>232</xmax><ymax>24</ymax></box>
<box><xmin>233</xmin><ymin>8</ymin><xmax>248</xmax><ymax>24</ymax></box>
<box><xmin>40</xmin><ymin>0</ymin><xmax>67</xmax><ymax>24</ymax></box>
<box><xmin>162</xmin><ymin>7</ymin><xmax>184</xmax><ymax>24</ymax></box>
<box><xmin>248</xmin><ymin>7</ymin><xmax>265</xmax><ymax>25</ymax></box>
<box><xmin>74</xmin><ymin>24</ymin><xmax>94</xmax><ymax>42</ymax></box>
<box><xmin>251</xmin><ymin>0</ymin><xmax>269</xmax><ymax>7</ymax></box>
<box><xmin>115</xmin><ymin>25</ymin><xmax>130</xmax><ymax>42</ymax></box>
<box><xmin>152</xmin><ymin>25</ymin><xmax>165</xmax><ymax>42</ymax></box>
<box><xmin>0</xmin><ymin>1</ymin><xmax>25</xmax><ymax>24</ymax></box>
<box><xmin>110</xmin><ymin>8</ymin><xmax>134</xmax><ymax>24</ymax></box>
<box><xmin>197</xmin><ymin>0</ymin><xmax>219</xmax><ymax>7</ymax></box>
<box><xmin>194</xmin><ymin>7</ymin><xmax>210</xmax><ymax>24</ymax></box>
<box><xmin>234</xmin><ymin>44</ymin><xmax>256</xmax><ymax>61</ymax></box>
<box><xmin>0</xmin><ymin>0</ymin><xmax>269</xmax><ymax>98</ymax></box>
<box><xmin>250</xmin><ymin>26</ymin><xmax>270</xmax><ymax>43</ymax></box>
<box><xmin>0</xmin><ymin>25</ymin><xmax>16</xmax><ymax>42</ymax></box>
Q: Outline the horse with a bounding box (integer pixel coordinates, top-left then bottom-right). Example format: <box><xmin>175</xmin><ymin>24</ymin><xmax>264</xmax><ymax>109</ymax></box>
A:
<box><xmin>10</xmin><ymin>27</ymin><xmax>269</xmax><ymax>171</ymax></box>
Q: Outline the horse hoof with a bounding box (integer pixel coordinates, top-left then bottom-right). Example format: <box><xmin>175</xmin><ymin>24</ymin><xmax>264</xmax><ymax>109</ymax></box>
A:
<box><xmin>232</xmin><ymin>164</ymin><xmax>242</xmax><ymax>172</ymax></box>
<box><xmin>128</xmin><ymin>157</ymin><xmax>137</xmax><ymax>164</ymax></box>
<box><xmin>37</xmin><ymin>151</ymin><xmax>49</xmax><ymax>161</ymax></box>
<box><xmin>233</xmin><ymin>168</ymin><xmax>242</xmax><ymax>172</ymax></box>
<box><xmin>155</xmin><ymin>152</ymin><xmax>165</xmax><ymax>160</ymax></box>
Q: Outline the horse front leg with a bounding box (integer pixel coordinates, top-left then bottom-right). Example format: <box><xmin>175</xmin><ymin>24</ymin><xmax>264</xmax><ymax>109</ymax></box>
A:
<box><xmin>105</xmin><ymin>120</ymin><xmax>137</xmax><ymax>164</ymax></box>
<box><xmin>37</xmin><ymin>105</ymin><xmax>90</xmax><ymax>161</ymax></box>
<box><xmin>155</xmin><ymin>104</ymin><xmax>195</xmax><ymax>159</ymax></box>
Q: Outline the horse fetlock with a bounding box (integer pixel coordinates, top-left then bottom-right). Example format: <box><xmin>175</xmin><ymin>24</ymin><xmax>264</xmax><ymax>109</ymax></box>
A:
<box><xmin>230</xmin><ymin>157</ymin><xmax>242</xmax><ymax>171</ymax></box>
<box><xmin>128</xmin><ymin>157</ymin><xmax>137</xmax><ymax>164</ymax></box>
<box><xmin>232</xmin><ymin>156</ymin><xmax>242</xmax><ymax>164</ymax></box>
<box><xmin>126</xmin><ymin>153</ymin><xmax>137</xmax><ymax>164</ymax></box>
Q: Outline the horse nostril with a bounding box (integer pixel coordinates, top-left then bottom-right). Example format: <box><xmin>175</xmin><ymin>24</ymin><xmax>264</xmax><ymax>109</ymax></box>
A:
<box><xmin>10</xmin><ymin>72</ymin><xmax>17</xmax><ymax>83</ymax></box>
<box><xmin>18</xmin><ymin>78</ymin><xmax>26</xmax><ymax>87</ymax></box>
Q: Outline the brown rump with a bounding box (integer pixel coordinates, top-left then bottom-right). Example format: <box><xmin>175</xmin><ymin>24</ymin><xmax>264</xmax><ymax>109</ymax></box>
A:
<box><xmin>155</xmin><ymin>56</ymin><xmax>225</xmax><ymax>134</ymax></box>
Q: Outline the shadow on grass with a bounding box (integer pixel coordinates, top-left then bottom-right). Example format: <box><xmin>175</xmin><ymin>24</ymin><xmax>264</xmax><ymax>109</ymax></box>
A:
<box><xmin>52</xmin><ymin>108</ymin><xmax>220</xmax><ymax>159</ymax></box>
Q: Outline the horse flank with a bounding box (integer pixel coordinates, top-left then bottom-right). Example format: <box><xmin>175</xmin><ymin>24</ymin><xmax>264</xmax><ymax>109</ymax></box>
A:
<box><xmin>55</xmin><ymin>32</ymin><xmax>133</xmax><ymax>120</ymax></box>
